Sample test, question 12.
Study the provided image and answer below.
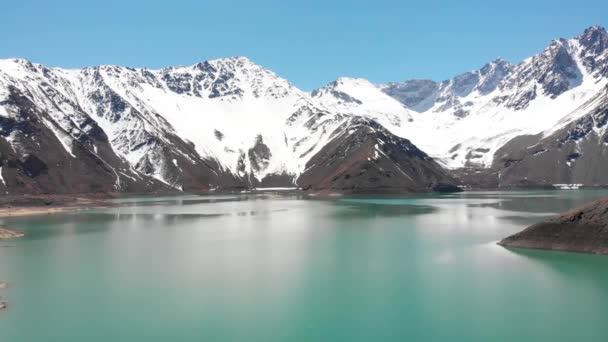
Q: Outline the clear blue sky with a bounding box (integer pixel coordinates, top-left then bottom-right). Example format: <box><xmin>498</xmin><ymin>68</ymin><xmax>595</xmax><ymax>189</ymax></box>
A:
<box><xmin>3</xmin><ymin>0</ymin><xmax>607</xmax><ymax>90</ymax></box>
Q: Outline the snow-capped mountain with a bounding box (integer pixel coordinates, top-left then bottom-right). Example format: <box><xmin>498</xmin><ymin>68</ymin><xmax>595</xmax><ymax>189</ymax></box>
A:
<box><xmin>323</xmin><ymin>26</ymin><xmax>608</xmax><ymax>177</ymax></box>
<box><xmin>0</xmin><ymin>56</ymin><xmax>453</xmax><ymax>194</ymax></box>
<box><xmin>1</xmin><ymin>26</ymin><xmax>607</xmax><ymax>194</ymax></box>
<box><xmin>311</xmin><ymin>77</ymin><xmax>414</xmax><ymax>127</ymax></box>
<box><xmin>494</xmin><ymin>83</ymin><xmax>608</xmax><ymax>187</ymax></box>
<box><xmin>381</xmin><ymin>57</ymin><xmax>514</xmax><ymax>114</ymax></box>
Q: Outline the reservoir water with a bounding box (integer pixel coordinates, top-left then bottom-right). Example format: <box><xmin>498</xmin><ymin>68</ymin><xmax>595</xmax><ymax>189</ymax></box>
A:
<box><xmin>1</xmin><ymin>191</ymin><xmax>608</xmax><ymax>341</ymax></box>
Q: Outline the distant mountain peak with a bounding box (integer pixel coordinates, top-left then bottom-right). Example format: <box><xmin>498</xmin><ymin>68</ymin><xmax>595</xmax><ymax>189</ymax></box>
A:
<box><xmin>8</xmin><ymin>57</ymin><xmax>32</xmax><ymax>64</ymax></box>
<box><xmin>581</xmin><ymin>25</ymin><xmax>607</xmax><ymax>37</ymax></box>
<box><xmin>578</xmin><ymin>25</ymin><xmax>608</xmax><ymax>57</ymax></box>
<box><xmin>488</xmin><ymin>57</ymin><xmax>511</xmax><ymax>67</ymax></box>
<box><xmin>480</xmin><ymin>57</ymin><xmax>513</xmax><ymax>75</ymax></box>
<box><xmin>333</xmin><ymin>77</ymin><xmax>371</xmax><ymax>85</ymax></box>
<box><xmin>206</xmin><ymin>56</ymin><xmax>257</xmax><ymax>67</ymax></box>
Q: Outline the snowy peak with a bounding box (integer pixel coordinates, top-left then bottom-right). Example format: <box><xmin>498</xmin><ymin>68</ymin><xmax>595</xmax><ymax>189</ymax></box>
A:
<box><xmin>498</xmin><ymin>37</ymin><xmax>583</xmax><ymax>110</ymax></box>
<box><xmin>311</xmin><ymin>77</ymin><xmax>374</xmax><ymax>105</ymax></box>
<box><xmin>381</xmin><ymin>58</ymin><xmax>514</xmax><ymax>115</ymax></box>
<box><xmin>56</xmin><ymin>56</ymin><xmax>303</xmax><ymax>104</ymax></box>
<box><xmin>383</xmin><ymin>27</ymin><xmax>607</xmax><ymax>114</ymax></box>
<box><xmin>578</xmin><ymin>25</ymin><xmax>608</xmax><ymax>51</ymax></box>
<box><xmin>0</xmin><ymin>58</ymin><xmax>52</xmax><ymax>85</ymax></box>
<box><xmin>374</xmin><ymin>26</ymin><xmax>608</xmax><ymax>169</ymax></box>
<box><xmin>155</xmin><ymin>56</ymin><xmax>304</xmax><ymax>100</ymax></box>
<box><xmin>476</xmin><ymin>57</ymin><xmax>514</xmax><ymax>94</ymax></box>
<box><xmin>576</xmin><ymin>26</ymin><xmax>608</xmax><ymax>77</ymax></box>
<box><xmin>443</xmin><ymin>57</ymin><xmax>514</xmax><ymax>97</ymax></box>
<box><xmin>311</xmin><ymin>77</ymin><xmax>413</xmax><ymax>127</ymax></box>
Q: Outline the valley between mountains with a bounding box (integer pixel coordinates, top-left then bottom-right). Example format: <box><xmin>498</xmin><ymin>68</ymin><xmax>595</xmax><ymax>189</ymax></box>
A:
<box><xmin>1</xmin><ymin>26</ymin><xmax>607</xmax><ymax>195</ymax></box>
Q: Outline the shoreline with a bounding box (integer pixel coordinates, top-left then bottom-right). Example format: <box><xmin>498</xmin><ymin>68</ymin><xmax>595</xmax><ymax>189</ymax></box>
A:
<box><xmin>0</xmin><ymin>206</ymin><xmax>81</xmax><ymax>218</ymax></box>
<box><xmin>0</xmin><ymin>194</ymin><xmax>118</xmax><ymax>219</ymax></box>
<box><xmin>1</xmin><ymin>187</ymin><xmax>607</xmax><ymax>220</ymax></box>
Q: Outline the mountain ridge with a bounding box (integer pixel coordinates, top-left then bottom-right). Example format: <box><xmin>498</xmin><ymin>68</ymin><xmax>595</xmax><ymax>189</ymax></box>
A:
<box><xmin>1</xmin><ymin>26</ymin><xmax>607</xmax><ymax>194</ymax></box>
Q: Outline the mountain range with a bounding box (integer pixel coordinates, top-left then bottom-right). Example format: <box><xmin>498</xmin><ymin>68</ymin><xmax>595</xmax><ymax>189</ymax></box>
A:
<box><xmin>1</xmin><ymin>26</ymin><xmax>607</xmax><ymax>195</ymax></box>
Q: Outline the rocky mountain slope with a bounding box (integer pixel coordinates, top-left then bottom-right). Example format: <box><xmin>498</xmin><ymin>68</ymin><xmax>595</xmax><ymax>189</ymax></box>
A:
<box><xmin>298</xmin><ymin>118</ymin><xmax>455</xmax><ymax>193</ymax></box>
<box><xmin>1</xmin><ymin>26</ymin><xmax>607</xmax><ymax>194</ymax></box>
<box><xmin>493</xmin><ymin>84</ymin><xmax>608</xmax><ymax>187</ymax></box>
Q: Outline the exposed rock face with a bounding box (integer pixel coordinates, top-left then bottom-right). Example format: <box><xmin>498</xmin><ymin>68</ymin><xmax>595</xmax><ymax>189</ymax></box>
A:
<box><xmin>0</xmin><ymin>60</ymin><xmax>248</xmax><ymax>194</ymax></box>
<box><xmin>499</xmin><ymin>39</ymin><xmax>580</xmax><ymax>109</ymax></box>
<box><xmin>578</xmin><ymin>26</ymin><xmax>608</xmax><ymax>78</ymax></box>
<box><xmin>247</xmin><ymin>135</ymin><xmax>272</xmax><ymax>173</ymax></box>
<box><xmin>0</xmin><ymin>86</ymin><xmax>167</xmax><ymax>194</ymax></box>
<box><xmin>499</xmin><ymin>198</ymin><xmax>608</xmax><ymax>255</ymax></box>
<box><xmin>381</xmin><ymin>58</ymin><xmax>514</xmax><ymax>116</ymax></box>
<box><xmin>297</xmin><ymin>118</ymin><xmax>459</xmax><ymax>193</ymax></box>
<box><xmin>381</xmin><ymin>79</ymin><xmax>439</xmax><ymax>112</ymax></box>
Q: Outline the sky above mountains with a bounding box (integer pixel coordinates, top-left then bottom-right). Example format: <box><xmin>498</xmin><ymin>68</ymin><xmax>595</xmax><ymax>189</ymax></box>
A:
<box><xmin>3</xmin><ymin>0</ymin><xmax>608</xmax><ymax>90</ymax></box>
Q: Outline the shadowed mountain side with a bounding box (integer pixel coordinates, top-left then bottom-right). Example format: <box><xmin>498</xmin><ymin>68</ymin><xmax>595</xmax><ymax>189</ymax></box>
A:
<box><xmin>297</xmin><ymin>119</ymin><xmax>459</xmax><ymax>193</ymax></box>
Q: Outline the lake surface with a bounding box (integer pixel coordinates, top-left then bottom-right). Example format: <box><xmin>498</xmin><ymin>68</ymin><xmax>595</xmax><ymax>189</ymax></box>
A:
<box><xmin>1</xmin><ymin>191</ymin><xmax>608</xmax><ymax>341</ymax></box>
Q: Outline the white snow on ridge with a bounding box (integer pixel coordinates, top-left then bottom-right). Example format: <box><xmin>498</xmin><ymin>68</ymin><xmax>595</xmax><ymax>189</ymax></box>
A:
<box><xmin>312</xmin><ymin>77</ymin><xmax>413</xmax><ymax>127</ymax></box>
<box><xmin>133</xmin><ymin>81</ymin><xmax>303</xmax><ymax>176</ymax></box>
<box><xmin>0</xmin><ymin>26</ymin><xmax>606</xmax><ymax>184</ymax></box>
<box><xmin>312</xmin><ymin>37</ymin><xmax>608</xmax><ymax>169</ymax></box>
<box><xmin>74</xmin><ymin>57</ymin><xmax>354</xmax><ymax>181</ymax></box>
<box><xmin>400</xmin><ymin>73</ymin><xmax>606</xmax><ymax>168</ymax></box>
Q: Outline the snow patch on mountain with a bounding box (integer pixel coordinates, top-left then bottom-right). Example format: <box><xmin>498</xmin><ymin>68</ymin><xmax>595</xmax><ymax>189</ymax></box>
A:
<box><xmin>312</xmin><ymin>77</ymin><xmax>413</xmax><ymax>128</ymax></box>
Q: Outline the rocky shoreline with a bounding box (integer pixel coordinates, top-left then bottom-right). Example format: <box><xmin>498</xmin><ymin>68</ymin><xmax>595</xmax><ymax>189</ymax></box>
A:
<box><xmin>499</xmin><ymin>198</ymin><xmax>608</xmax><ymax>255</ymax></box>
<box><xmin>0</xmin><ymin>228</ymin><xmax>24</xmax><ymax>239</ymax></box>
<box><xmin>0</xmin><ymin>193</ymin><xmax>121</xmax><ymax>219</ymax></box>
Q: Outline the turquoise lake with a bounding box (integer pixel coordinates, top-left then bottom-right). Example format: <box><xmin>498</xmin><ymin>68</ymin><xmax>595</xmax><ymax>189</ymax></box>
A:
<box><xmin>1</xmin><ymin>191</ymin><xmax>608</xmax><ymax>341</ymax></box>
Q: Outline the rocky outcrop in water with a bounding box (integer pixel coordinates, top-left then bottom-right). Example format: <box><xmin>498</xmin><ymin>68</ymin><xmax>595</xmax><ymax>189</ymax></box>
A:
<box><xmin>498</xmin><ymin>198</ymin><xmax>608</xmax><ymax>254</ymax></box>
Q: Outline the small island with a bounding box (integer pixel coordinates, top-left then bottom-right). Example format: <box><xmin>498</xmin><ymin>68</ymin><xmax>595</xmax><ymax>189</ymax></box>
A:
<box><xmin>499</xmin><ymin>198</ymin><xmax>608</xmax><ymax>255</ymax></box>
